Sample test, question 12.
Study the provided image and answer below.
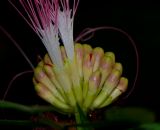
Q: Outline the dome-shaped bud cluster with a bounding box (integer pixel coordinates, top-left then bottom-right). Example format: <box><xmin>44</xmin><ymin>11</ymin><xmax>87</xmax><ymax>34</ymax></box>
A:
<box><xmin>33</xmin><ymin>43</ymin><xmax>128</xmax><ymax>113</ymax></box>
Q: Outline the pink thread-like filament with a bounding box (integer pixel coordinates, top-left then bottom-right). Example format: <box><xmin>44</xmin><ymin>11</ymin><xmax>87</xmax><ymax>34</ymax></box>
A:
<box><xmin>2</xmin><ymin>70</ymin><xmax>33</xmax><ymax>100</ymax></box>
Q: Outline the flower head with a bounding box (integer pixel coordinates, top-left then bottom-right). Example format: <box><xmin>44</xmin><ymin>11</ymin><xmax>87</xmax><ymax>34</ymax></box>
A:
<box><xmin>10</xmin><ymin>0</ymin><xmax>128</xmax><ymax>114</ymax></box>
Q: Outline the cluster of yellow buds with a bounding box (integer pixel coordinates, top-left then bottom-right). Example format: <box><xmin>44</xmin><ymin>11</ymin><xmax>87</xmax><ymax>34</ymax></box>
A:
<box><xmin>33</xmin><ymin>43</ymin><xmax>128</xmax><ymax>113</ymax></box>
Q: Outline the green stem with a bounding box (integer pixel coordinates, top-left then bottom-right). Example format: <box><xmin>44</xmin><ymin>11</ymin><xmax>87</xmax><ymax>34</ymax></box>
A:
<box><xmin>0</xmin><ymin>100</ymin><xmax>65</xmax><ymax>114</ymax></box>
<box><xmin>74</xmin><ymin>104</ymin><xmax>90</xmax><ymax>130</ymax></box>
<box><xmin>75</xmin><ymin>111</ymin><xmax>84</xmax><ymax>130</ymax></box>
<box><xmin>72</xmin><ymin>112</ymin><xmax>95</xmax><ymax>130</ymax></box>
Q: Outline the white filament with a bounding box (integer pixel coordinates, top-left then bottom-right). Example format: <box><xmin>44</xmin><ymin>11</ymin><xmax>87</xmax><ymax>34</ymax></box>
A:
<box><xmin>57</xmin><ymin>9</ymin><xmax>74</xmax><ymax>61</ymax></box>
<box><xmin>39</xmin><ymin>23</ymin><xmax>63</xmax><ymax>68</ymax></box>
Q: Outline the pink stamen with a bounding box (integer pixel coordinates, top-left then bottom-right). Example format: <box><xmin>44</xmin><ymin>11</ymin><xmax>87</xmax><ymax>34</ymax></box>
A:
<box><xmin>8</xmin><ymin>0</ymin><xmax>37</xmax><ymax>33</ymax></box>
<box><xmin>9</xmin><ymin>0</ymin><xmax>60</xmax><ymax>37</ymax></box>
<box><xmin>77</xmin><ymin>28</ymin><xmax>95</xmax><ymax>42</ymax></box>
<box><xmin>20</xmin><ymin>0</ymin><xmax>44</xmax><ymax>34</ymax></box>
<box><xmin>0</xmin><ymin>26</ymin><xmax>34</xmax><ymax>70</ymax></box>
<box><xmin>73</xmin><ymin>0</ymin><xmax>79</xmax><ymax>16</ymax></box>
<box><xmin>53</xmin><ymin>0</ymin><xmax>59</xmax><ymax>31</ymax></box>
<box><xmin>2</xmin><ymin>70</ymin><xmax>33</xmax><ymax>100</ymax></box>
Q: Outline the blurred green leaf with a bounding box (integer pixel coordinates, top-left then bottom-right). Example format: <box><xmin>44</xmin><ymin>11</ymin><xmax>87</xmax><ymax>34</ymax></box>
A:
<box><xmin>0</xmin><ymin>119</ymin><xmax>64</xmax><ymax>129</ymax></box>
<box><xmin>105</xmin><ymin>106</ymin><xmax>155</xmax><ymax>125</ymax></box>
<box><xmin>128</xmin><ymin>123</ymin><xmax>160</xmax><ymax>130</ymax></box>
<box><xmin>0</xmin><ymin>100</ymin><xmax>69</xmax><ymax>115</ymax></box>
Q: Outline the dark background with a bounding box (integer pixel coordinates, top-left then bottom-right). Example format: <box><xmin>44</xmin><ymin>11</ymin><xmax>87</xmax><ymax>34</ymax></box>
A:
<box><xmin>0</xmin><ymin>0</ymin><xmax>160</xmax><ymax>126</ymax></box>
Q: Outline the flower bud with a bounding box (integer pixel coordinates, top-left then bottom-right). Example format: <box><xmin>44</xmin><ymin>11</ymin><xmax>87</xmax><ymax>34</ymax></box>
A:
<box><xmin>83</xmin><ymin>70</ymin><xmax>101</xmax><ymax>110</ymax></box>
<box><xmin>99</xmin><ymin>55</ymin><xmax>114</xmax><ymax>88</ymax></box>
<box><xmin>83</xmin><ymin>44</ymin><xmax>92</xmax><ymax>55</ymax></box>
<box><xmin>75</xmin><ymin>43</ymin><xmax>83</xmax><ymax>78</ymax></box>
<box><xmin>92</xmin><ymin>47</ymin><xmax>104</xmax><ymax>72</ymax></box>
<box><xmin>104</xmin><ymin>52</ymin><xmax>115</xmax><ymax>63</ymax></box>
<box><xmin>44</xmin><ymin>53</ymin><xmax>53</xmax><ymax>66</ymax></box>
<box><xmin>70</xmin><ymin>58</ymin><xmax>83</xmax><ymax>106</ymax></box>
<box><xmin>91</xmin><ymin>69</ymin><xmax>121</xmax><ymax>109</ymax></box>
<box><xmin>43</xmin><ymin>65</ymin><xmax>66</xmax><ymax>101</ymax></box>
<box><xmin>99</xmin><ymin>77</ymin><xmax>128</xmax><ymax>108</ymax></box>
<box><xmin>34</xmin><ymin>81</ymin><xmax>72</xmax><ymax>113</ymax></box>
<box><xmin>117</xmin><ymin>77</ymin><xmax>128</xmax><ymax>93</ymax></box>
<box><xmin>34</xmin><ymin>66</ymin><xmax>65</xmax><ymax>103</ymax></box>
<box><xmin>82</xmin><ymin>53</ymin><xmax>95</xmax><ymax>98</ymax></box>
<box><xmin>53</xmin><ymin>67</ymin><xmax>76</xmax><ymax>108</ymax></box>
<box><xmin>113</xmin><ymin>62</ymin><xmax>123</xmax><ymax>75</ymax></box>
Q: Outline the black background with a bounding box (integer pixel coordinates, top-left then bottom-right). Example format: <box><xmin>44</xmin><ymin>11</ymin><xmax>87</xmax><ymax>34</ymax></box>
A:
<box><xmin>0</xmin><ymin>0</ymin><xmax>160</xmax><ymax>128</ymax></box>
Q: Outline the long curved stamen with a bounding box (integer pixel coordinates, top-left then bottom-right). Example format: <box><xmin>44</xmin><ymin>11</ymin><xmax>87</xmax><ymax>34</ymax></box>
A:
<box><xmin>2</xmin><ymin>70</ymin><xmax>33</xmax><ymax>100</ymax></box>
<box><xmin>0</xmin><ymin>26</ymin><xmax>34</xmax><ymax>70</ymax></box>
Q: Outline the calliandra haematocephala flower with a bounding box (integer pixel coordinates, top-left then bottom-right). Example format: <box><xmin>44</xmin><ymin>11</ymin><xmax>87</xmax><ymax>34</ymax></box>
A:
<box><xmin>9</xmin><ymin>0</ymin><xmax>128</xmax><ymax>114</ymax></box>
